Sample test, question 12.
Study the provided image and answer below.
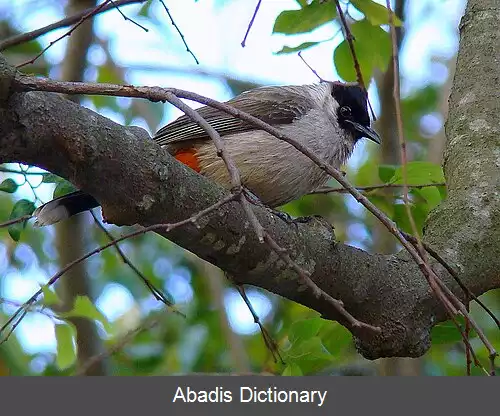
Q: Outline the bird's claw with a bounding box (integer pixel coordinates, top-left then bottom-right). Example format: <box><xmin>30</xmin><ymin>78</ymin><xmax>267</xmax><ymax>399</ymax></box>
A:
<box><xmin>270</xmin><ymin>211</ymin><xmax>322</xmax><ymax>227</ymax></box>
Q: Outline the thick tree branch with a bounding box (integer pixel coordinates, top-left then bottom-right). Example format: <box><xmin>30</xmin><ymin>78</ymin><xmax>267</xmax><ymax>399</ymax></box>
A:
<box><xmin>0</xmin><ymin>0</ymin><xmax>498</xmax><ymax>360</ymax></box>
<box><xmin>423</xmin><ymin>0</ymin><xmax>500</xmax><ymax>296</ymax></box>
<box><xmin>0</xmin><ymin>60</ymin><xmax>431</xmax><ymax>358</ymax></box>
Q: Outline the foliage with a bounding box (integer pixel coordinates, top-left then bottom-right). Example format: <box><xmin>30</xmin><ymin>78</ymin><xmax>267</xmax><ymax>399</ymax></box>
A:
<box><xmin>0</xmin><ymin>0</ymin><xmax>498</xmax><ymax>377</ymax></box>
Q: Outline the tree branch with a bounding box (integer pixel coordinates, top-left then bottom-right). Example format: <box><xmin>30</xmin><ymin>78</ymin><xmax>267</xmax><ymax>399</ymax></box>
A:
<box><xmin>0</xmin><ymin>61</ymin><xmax>430</xmax><ymax>358</ymax></box>
<box><xmin>423</xmin><ymin>0</ymin><xmax>500</xmax><ymax>297</ymax></box>
<box><xmin>0</xmin><ymin>0</ymin><xmax>499</xmax><ymax>360</ymax></box>
<box><xmin>0</xmin><ymin>0</ymin><xmax>146</xmax><ymax>51</ymax></box>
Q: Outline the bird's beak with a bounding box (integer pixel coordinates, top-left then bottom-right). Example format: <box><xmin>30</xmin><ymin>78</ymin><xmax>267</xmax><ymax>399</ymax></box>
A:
<box><xmin>346</xmin><ymin>120</ymin><xmax>381</xmax><ymax>144</ymax></box>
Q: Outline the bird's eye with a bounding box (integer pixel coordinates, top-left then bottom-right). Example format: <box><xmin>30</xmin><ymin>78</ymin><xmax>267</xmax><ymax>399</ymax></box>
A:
<box><xmin>340</xmin><ymin>106</ymin><xmax>352</xmax><ymax>118</ymax></box>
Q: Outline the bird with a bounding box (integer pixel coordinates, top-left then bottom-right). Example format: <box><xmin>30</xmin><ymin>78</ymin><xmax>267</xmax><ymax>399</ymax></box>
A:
<box><xmin>33</xmin><ymin>81</ymin><xmax>380</xmax><ymax>227</ymax></box>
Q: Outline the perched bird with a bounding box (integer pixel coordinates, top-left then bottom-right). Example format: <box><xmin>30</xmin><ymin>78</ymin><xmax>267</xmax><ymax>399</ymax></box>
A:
<box><xmin>33</xmin><ymin>81</ymin><xmax>380</xmax><ymax>226</ymax></box>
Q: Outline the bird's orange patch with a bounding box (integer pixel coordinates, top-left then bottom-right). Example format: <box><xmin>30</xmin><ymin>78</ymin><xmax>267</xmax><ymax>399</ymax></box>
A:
<box><xmin>174</xmin><ymin>148</ymin><xmax>201</xmax><ymax>173</ymax></box>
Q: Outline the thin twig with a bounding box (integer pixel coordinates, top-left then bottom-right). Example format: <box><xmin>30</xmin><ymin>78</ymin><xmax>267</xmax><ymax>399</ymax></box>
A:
<box><xmin>234</xmin><ymin>283</ymin><xmax>283</xmax><ymax>364</ymax></box>
<box><xmin>166</xmin><ymin>88</ymin><xmax>493</xmax><ymax>367</ymax></box>
<box><xmin>404</xmin><ymin>231</ymin><xmax>497</xmax><ymax>375</ymax></box>
<box><xmin>90</xmin><ymin>211</ymin><xmax>173</xmax><ymax>307</ymax></box>
<box><xmin>0</xmin><ymin>309</ymin><xmax>29</xmax><ymax>344</ymax></box>
<box><xmin>333</xmin><ymin>0</ymin><xmax>376</xmax><ymax>120</ymax></box>
<box><xmin>109</xmin><ymin>0</ymin><xmax>149</xmax><ymax>32</ymax></box>
<box><xmin>0</xmin><ymin>167</ymin><xmax>45</xmax><ymax>175</ymax></box>
<box><xmin>465</xmin><ymin>295</ymin><xmax>472</xmax><ymax>376</ymax></box>
<box><xmin>0</xmin><ymin>193</ymin><xmax>239</xmax><ymax>343</ymax></box>
<box><xmin>7</xmin><ymin>79</ymin><xmax>458</xmax><ymax>278</ymax></box>
<box><xmin>0</xmin><ymin>297</ymin><xmax>57</xmax><ymax>320</ymax></box>
<box><xmin>386</xmin><ymin>1</ymin><xmax>495</xmax><ymax>374</ymax></box>
<box><xmin>386</xmin><ymin>0</ymin><xmax>423</xmax><ymax>255</ymax></box>
<box><xmin>161</xmin><ymin>91</ymin><xmax>374</xmax><ymax>337</ymax></box>
<box><xmin>263</xmin><ymin>230</ymin><xmax>381</xmax><ymax>337</ymax></box>
<box><xmin>311</xmin><ymin>182</ymin><xmax>446</xmax><ymax>195</ymax></box>
<box><xmin>0</xmin><ymin>0</ymin><xmax>146</xmax><ymax>51</ymax></box>
<box><xmin>16</xmin><ymin>0</ymin><xmax>147</xmax><ymax>68</ymax></box>
<box><xmin>402</xmin><ymin>230</ymin><xmax>500</xmax><ymax>330</ymax></box>
<box><xmin>16</xmin><ymin>0</ymin><xmax>112</xmax><ymax>69</ymax></box>
<box><xmin>432</xmin><ymin>274</ymin><xmax>497</xmax><ymax>375</ymax></box>
<box><xmin>240</xmin><ymin>195</ymin><xmax>265</xmax><ymax>242</ymax></box>
<box><xmin>334</xmin><ymin>1</ymin><xmax>363</xmax><ymax>88</ymax></box>
<box><xmin>0</xmin><ymin>214</ymin><xmax>32</xmax><ymax>228</ymax></box>
<box><xmin>75</xmin><ymin>312</ymin><xmax>162</xmax><ymax>376</ymax></box>
<box><xmin>165</xmin><ymin>88</ymin><xmax>349</xmax><ymax>332</ymax></box>
<box><xmin>12</xmin><ymin>76</ymin><xmax>496</xmax><ymax>361</ymax></box>
<box><xmin>242</xmin><ymin>187</ymin><xmax>379</xmax><ymax>336</ymax></box>
<box><xmin>443</xmin><ymin>306</ymin><xmax>487</xmax><ymax>374</ymax></box>
<box><xmin>298</xmin><ymin>51</ymin><xmax>325</xmax><ymax>82</ymax></box>
<box><xmin>19</xmin><ymin>164</ymin><xmax>42</xmax><ymax>204</ymax></box>
<box><xmin>158</xmin><ymin>0</ymin><xmax>199</xmax><ymax>64</ymax></box>
<box><xmin>241</xmin><ymin>0</ymin><xmax>262</xmax><ymax>47</ymax></box>
<box><xmin>161</xmin><ymin>92</ymin><xmax>242</xmax><ymax>193</ymax></box>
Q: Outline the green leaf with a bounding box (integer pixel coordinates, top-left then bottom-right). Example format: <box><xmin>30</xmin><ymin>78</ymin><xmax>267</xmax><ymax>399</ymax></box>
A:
<box><xmin>8</xmin><ymin>199</ymin><xmax>36</xmax><ymax>241</ymax></box>
<box><xmin>97</xmin><ymin>63</ymin><xmax>120</xmax><ymax>84</ymax></box>
<box><xmin>392</xmin><ymin>201</ymin><xmax>428</xmax><ymax>234</ymax></box>
<box><xmin>317</xmin><ymin>321</ymin><xmax>352</xmax><ymax>356</ymax></box>
<box><xmin>137</xmin><ymin>0</ymin><xmax>152</xmax><ymax>17</ymax></box>
<box><xmin>334</xmin><ymin>19</ymin><xmax>392</xmax><ymax>83</ymax></box>
<box><xmin>55</xmin><ymin>323</ymin><xmax>76</xmax><ymax>370</ymax></box>
<box><xmin>351</xmin><ymin>0</ymin><xmax>403</xmax><ymax>26</ymax></box>
<box><xmin>275</xmin><ymin>41</ymin><xmax>320</xmax><ymax>55</ymax></box>
<box><xmin>8</xmin><ymin>40</ymin><xmax>50</xmax><ymax>77</ymax></box>
<box><xmin>0</xmin><ymin>178</ymin><xmax>18</xmax><ymax>193</ymax></box>
<box><xmin>41</xmin><ymin>173</ymin><xmax>62</xmax><ymax>184</ymax></box>
<box><xmin>59</xmin><ymin>296</ymin><xmax>112</xmax><ymax>333</ymax></box>
<box><xmin>354</xmin><ymin>160</ymin><xmax>379</xmax><ymax>186</ymax></box>
<box><xmin>92</xmin><ymin>94</ymin><xmax>121</xmax><ymax>112</ymax></box>
<box><xmin>8</xmin><ymin>225</ymin><xmax>22</xmax><ymax>242</ymax></box>
<box><xmin>53</xmin><ymin>180</ymin><xmax>77</xmax><ymax>199</ymax></box>
<box><xmin>366</xmin><ymin>194</ymin><xmax>394</xmax><ymax>218</ymax></box>
<box><xmin>437</xmin><ymin>184</ymin><xmax>448</xmax><ymax>200</ymax></box>
<box><xmin>9</xmin><ymin>199</ymin><xmax>36</xmax><ymax>219</ymax></box>
<box><xmin>273</xmin><ymin>0</ymin><xmax>336</xmax><ymax>34</ymax></box>
<box><xmin>289</xmin><ymin>317</ymin><xmax>324</xmax><ymax>345</ymax></box>
<box><xmin>378</xmin><ymin>165</ymin><xmax>397</xmax><ymax>183</ymax></box>
<box><xmin>285</xmin><ymin>336</ymin><xmax>334</xmax><ymax>374</ymax></box>
<box><xmin>431</xmin><ymin>318</ymin><xmax>474</xmax><ymax>345</ymax></box>
<box><xmin>40</xmin><ymin>284</ymin><xmax>61</xmax><ymax>307</ymax></box>
<box><xmin>389</xmin><ymin>162</ymin><xmax>445</xmax><ymax>185</ymax></box>
<box><xmin>413</xmin><ymin>187</ymin><xmax>443</xmax><ymax>210</ymax></box>
<box><xmin>282</xmin><ymin>363</ymin><xmax>303</xmax><ymax>376</ymax></box>
<box><xmin>93</xmin><ymin>64</ymin><xmax>123</xmax><ymax>112</ymax></box>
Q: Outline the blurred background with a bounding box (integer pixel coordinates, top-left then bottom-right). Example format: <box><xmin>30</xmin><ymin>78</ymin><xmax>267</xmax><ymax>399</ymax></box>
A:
<box><xmin>0</xmin><ymin>0</ymin><xmax>498</xmax><ymax>376</ymax></box>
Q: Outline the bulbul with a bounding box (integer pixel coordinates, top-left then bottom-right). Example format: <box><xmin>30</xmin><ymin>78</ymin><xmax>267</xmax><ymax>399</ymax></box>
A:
<box><xmin>33</xmin><ymin>81</ymin><xmax>380</xmax><ymax>226</ymax></box>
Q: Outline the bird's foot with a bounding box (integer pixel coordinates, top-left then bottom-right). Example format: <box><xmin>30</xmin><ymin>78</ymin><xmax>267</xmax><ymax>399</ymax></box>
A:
<box><xmin>271</xmin><ymin>209</ymin><xmax>295</xmax><ymax>224</ymax></box>
<box><xmin>270</xmin><ymin>210</ymin><xmax>323</xmax><ymax>227</ymax></box>
<box><xmin>291</xmin><ymin>215</ymin><xmax>319</xmax><ymax>224</ymax></box>
<box><xmin>242</xmin><ymin>188</ymin><xmax>324</xmax><ymax>228</ymax></box>
<box><xmin>242</xmin><ymin>188</ymin><xmax>265</xmax><ymax>207</ymax></box>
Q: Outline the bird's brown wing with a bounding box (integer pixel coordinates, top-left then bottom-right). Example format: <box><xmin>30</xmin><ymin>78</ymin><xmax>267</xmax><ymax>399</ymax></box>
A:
<box><xmin>153</xmin><ymin>87</ymin><xmax>314</xmax><ymax>147</ymax></box>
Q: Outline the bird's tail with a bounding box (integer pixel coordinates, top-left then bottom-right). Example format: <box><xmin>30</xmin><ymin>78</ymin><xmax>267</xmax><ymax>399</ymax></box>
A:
<box><xmin>33</xmin><ymin>191</ymin><xmax>99</xmax><ymax>227</ymax></box>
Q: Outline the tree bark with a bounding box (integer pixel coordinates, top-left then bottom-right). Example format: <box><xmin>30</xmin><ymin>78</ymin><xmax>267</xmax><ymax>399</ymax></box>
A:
<box><xmin>0</xmin><ymin>0</ymin><xmax>498</xmax><ymax>360</ymax></box>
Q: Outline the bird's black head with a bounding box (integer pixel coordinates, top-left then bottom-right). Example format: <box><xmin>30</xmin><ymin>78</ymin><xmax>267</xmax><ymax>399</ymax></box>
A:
<box><xmin>331</xmin><ymin>82</ymin><xmax>380</xmax><ymax>144</ymax></box>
